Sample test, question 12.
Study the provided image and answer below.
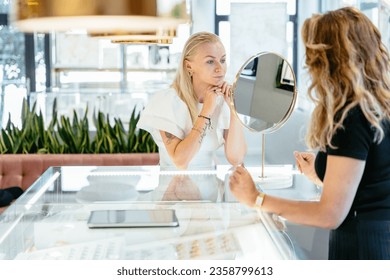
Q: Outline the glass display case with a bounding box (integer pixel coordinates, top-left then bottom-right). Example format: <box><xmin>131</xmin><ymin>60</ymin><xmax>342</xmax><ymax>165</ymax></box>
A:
<box><xmin>0</xmin><ymin>165</ymin><xmax>320</xmax><ymax>260</ymax></box>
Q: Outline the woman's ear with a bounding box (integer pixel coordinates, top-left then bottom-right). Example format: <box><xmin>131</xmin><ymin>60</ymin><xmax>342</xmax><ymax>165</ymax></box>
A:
<box><xmin>185</xmin><ymin>59</ymin><xmax>193</xmax><ymax>72</ymax></box>
<box><xmin>185</xmin><ymin>59</ymin><xmax>193</xmax><ymax>76</ymax></box>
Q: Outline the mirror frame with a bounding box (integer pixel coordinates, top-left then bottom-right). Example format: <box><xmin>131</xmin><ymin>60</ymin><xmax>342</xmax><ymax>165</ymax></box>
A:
<box><xmin>230</xmin><ymin>52</ymin><xmax>298</xmax><ymax>179</ymax></box>
<box><xmin>230</xmin><ymin>51</ymin><xmax>298</xmax><ymax>134</ymax></box>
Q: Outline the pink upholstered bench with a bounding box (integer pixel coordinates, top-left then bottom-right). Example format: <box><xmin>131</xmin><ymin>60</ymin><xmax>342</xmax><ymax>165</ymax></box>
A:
<box><xmin>0</xmin><ymin>153</ymin><xmax>159</xmax><ymax>213</ymax></box>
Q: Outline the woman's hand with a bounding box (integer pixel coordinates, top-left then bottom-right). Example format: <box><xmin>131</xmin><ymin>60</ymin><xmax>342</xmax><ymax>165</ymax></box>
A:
<box><xmin>202</xmin><ymin>82</ymin><xmax>231</xmax><ymax>116</ymax></box>
<box><xmin>294</xmin><ymin>151</ymin><xmax>323</xmax><ymax>186</ymax></box>
<box><xmin>201</xmin><ymin>85</ymin><xmax>223</xmax><ymax>116</ymax></box>
<box><xmin>218</xmin><ymin>81</ymin><xmax>232</xmax><ymax>104</ymax></box>
<box><xmin>229</xmin><ymin>165</ymin><xmax>259</xmax><ymax>208</ymax></box>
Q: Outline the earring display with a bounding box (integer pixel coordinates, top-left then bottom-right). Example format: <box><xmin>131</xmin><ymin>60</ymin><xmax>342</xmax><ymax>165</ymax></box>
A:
<box><xmin>14</xmin><ymin>231</ymin><xmax>240</xmax><ymax>260</ymax></box>
<box><xmin>124</xmin><ymin>231</ymin><xmax>241</xmax><ymax>260</ymax></box>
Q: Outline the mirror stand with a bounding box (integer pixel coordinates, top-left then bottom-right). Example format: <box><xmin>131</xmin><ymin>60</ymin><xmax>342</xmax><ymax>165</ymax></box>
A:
<box><xmin>231</xmin><ymin>52</ymin><xmax>298</xmax><ymax>190</ymax></box>
<box><xmin>256</xmin><ymin>133</ymin><xmax>293</xmax><ymax>189</ymax></box>
<box><xmin>260</xmin><ymin>133</ymin><xmax>266</xmax><ymax>178</ymax></box>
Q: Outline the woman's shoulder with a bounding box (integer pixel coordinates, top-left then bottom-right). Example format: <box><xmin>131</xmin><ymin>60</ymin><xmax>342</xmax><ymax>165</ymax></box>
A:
<box><xmin>338</xmin><ymin>105</ymin><xmax>366</xmax><ymax>125</ymax></box>
<box><xmin>138</xmin><ymin>87</ymin><xmax>192</xmax><ymax>139</ymax></box>
<box><xmin>142</xmin><ymin>87</ymin><xmax>190</xmax><ymax>120</ymax></box>
<box><xmin>150</xmin><ymin>87</ymin><xmax>185</xmax><ymax>106</ymax></box>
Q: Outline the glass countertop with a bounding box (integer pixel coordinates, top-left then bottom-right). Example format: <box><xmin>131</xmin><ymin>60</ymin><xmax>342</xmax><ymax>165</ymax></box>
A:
<box><xmin>0</xmin><ymin>165</ymin><xmax>317</xmax><ymax>260</ymax></box>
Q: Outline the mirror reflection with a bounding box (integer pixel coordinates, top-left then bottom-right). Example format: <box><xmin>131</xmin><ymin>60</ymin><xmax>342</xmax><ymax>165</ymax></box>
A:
<box><xmin>231</xmin><ymin>52</ymin><xmax>297</xmax><ymax>134</ymax></box>
<box><xmin>137</xmin><ymin>174</ymin><xmax>225</xmax><ymax>203</ymax></box>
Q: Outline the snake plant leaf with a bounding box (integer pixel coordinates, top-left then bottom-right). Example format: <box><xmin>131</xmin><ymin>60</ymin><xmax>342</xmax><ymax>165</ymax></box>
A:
<box><xmin>21</xmin><ymin>98</ymin><xmax>29</xmax><ymax>125</ymax></box>
<box><xmin>113</xmin><ymin>119</ymin><xmax>126</xmax><ymax>151</ymax></box>
<box><xmin>37</xmin><ymin>148</ymin><xmax>49</xmax><ymax>154</ymax></box>
<box><xmin>51</xmin><ymin>98</ymin><xmax>58</xmax><ymax>123</ymax></box>
<box><xmin>1</xmin><ymin>130</ymin><xmax>13</xmax><ymax>153</ymax></box>
<box><xmin>97</xmin><ymin>112</ymin><xmax>105</xmax><ymax>130</ymax></box>
<box><xmin>106</xmin><ymin>136</ymin><xmax>114</xmax><ymax>153</ymax></box>
<box><xmin>4</xmin><ymin>113</ymin><xmax>12</xmax><ymax>131</ymax></box>
<box><xmin>59</xmin><ymin>116</ymin><xmax>77</xmax><ymax>152</ymax></box>
<box><xmin>128</xmin><ymin>108</ymin><xmax>138</xmax><ymax>135</ymax></box>
<box><xmin>36</xmin><ymin>110</ymin><xmax>47</xmax><ymax>146</ymax></box>
<box><xmin>95</xmin><ymin>138</ymin><xmax>103</xmax><ymax>153</ymax></box>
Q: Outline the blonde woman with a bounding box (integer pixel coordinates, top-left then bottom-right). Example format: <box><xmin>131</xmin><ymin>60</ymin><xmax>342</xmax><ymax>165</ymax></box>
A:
<box><xmin>230</xmin><ymin>7</ymin><xmax>390</xmax><ymax>259</ymax></box>
<box><xmin>138</xmin><ymin>32</ymin><xmax>246</xmax><ymax>171</ymax></box>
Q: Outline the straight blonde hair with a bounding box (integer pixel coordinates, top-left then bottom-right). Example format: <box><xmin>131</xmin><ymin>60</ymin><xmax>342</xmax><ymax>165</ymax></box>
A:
<box><xmin>171</xmin><ymin>32</ymin><xmax>222</xmax><ymax>123</ymax></box>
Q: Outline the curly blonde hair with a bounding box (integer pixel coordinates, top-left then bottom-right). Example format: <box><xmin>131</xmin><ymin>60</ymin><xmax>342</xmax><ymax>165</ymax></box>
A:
<box><xmin>171</xmin><ymin>32</ymin><xmax>222</xmax><ymax>123</ymax></box>
<box><xmin>302</xmin><ymin>7</ymin><xmax>390</xmax><ymax>151</ymax></box>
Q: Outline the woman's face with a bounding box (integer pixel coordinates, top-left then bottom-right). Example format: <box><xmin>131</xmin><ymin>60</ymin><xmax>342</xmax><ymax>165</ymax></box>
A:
<box><xmin>186</xmin><ymin>41</ymin><xmax>227</xmax><ymax>87</ymax></box>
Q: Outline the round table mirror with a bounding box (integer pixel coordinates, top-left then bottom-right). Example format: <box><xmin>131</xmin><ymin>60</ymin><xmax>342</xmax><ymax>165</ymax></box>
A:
<box><xmin>231</xmin><ymin>52</ymin><xmax>298</xmax><ymax>180</ymax></box>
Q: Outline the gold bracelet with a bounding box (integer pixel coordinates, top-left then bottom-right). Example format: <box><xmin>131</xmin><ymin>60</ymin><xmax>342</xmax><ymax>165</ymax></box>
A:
<box><xmin>192</xmin><ymin>127</ymin><xmax>203</xmax><ymax>134</ymax></box>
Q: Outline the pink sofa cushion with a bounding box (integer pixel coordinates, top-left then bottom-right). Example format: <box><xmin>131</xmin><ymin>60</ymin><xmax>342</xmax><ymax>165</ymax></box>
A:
<box><xmin>0</xmin><ymin>153</ymin><xmax>159</xmax><ymax>191</ymax></box>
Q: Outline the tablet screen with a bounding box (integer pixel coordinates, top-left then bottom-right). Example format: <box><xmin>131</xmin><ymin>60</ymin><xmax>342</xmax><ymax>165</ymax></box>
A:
<box><xmin>87</xmin><ymin>209</ymin><xmax>179</xmax><ymax>228</ymax></box>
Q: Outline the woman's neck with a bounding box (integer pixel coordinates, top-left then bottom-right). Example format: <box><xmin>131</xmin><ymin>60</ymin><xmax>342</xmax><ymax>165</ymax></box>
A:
<box><xmin>192</xmin><ymin>81</ymin><xmax>208</xmax><ymax>103</ymax></box>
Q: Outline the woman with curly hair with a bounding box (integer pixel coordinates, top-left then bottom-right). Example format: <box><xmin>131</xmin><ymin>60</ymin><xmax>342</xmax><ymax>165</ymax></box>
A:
<box><xmin>229</xmin><ymin>7</ymin><xmax>390</xmax><ymax>259</ymax></box>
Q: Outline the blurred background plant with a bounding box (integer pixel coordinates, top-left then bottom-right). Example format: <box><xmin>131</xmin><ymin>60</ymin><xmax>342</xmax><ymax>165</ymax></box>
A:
<box><xmin>0</xmin><ymin>98</ymin><xmax>158</xmax><ymax>154</ymax></box>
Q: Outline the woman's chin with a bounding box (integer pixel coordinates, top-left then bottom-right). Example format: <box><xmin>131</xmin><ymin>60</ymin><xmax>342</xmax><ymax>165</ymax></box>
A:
<box><xmin>212</xmin><ymin>80</ymin><xmax>224</xmax><ymax>87</ymax></box>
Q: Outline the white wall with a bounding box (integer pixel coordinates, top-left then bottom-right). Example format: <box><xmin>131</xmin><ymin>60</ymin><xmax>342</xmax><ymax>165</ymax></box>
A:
<box><xmin>191</xmin><ymin>0</ymin><xmax>215</xmax><ymax>33</ymax></box>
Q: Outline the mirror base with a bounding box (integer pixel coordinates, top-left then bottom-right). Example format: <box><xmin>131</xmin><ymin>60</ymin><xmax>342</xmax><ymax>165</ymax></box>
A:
<box><xmin>247</xmin><ymin>165</ymin><xmax>293</xmax><ymax>190</ymax></box>
<box><xmin>256</xmin><ymin>174</ymin><xmax>292</xmax><ymax>190</ymax></box>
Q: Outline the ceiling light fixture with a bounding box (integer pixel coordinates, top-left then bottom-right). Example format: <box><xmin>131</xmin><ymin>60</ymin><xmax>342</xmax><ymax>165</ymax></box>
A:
<box><xmin>10</xmin><ymin>0</ymin><xmax>192</xmax><ymax>37</ymax></box>
<box><xmin>89</xmin><ymin>27</ymin><xmax>178</xmax><ymax>44</ymax></box>
<box><xmin>111</xmin><ymin>38</ymin><xmax>173</xmax><ymax>45</ymax></box>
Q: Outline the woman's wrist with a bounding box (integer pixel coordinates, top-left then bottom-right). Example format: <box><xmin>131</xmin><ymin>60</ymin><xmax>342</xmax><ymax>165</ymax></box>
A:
<box><xmin>197</xmin><ymin>113</ymin><xmax>212</xmax><ymax>130</ymax></box>
<box><xmin>199</xmin><ymin>109</ymin><xmax>211</xmax><ymax>118</ymax></box>
<box><xmin>253</xmin><ymin>191</ymin><xmax>265</xmax><ymax>209</ymax></box>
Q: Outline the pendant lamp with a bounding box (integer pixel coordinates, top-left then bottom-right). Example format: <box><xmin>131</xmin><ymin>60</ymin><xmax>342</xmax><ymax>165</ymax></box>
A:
<box><xmin>10</xmin><ymin>0</ymin><xmax>191</xmax><ymax>38</ymax></box>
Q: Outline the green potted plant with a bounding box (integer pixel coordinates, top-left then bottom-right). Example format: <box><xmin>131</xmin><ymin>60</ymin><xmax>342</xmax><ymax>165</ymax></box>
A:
<box><xmin>0</xmin><ymin>98</ymin><xmax>158</xmax><ymax>154</ymax></box>
<box><xmin>0</xmin><ymin>98</ymin><xmax>159</xmax><ymax>191</ymax></box>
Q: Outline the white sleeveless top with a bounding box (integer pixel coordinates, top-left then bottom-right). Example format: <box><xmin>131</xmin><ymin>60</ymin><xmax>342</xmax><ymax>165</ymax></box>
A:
<box><xmin>137</xmin><ymin>87</ymin><xmax>230</xmax><ymax>170</ymax></box>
